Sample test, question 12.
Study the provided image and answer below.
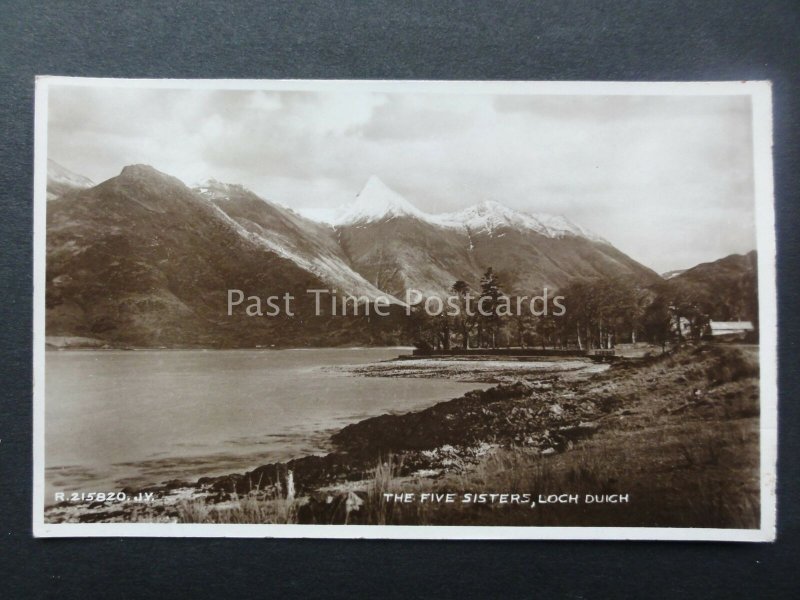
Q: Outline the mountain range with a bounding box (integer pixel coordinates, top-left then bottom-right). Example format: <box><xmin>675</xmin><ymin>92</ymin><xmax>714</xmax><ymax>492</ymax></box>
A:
<box><xmin>319</xmin><ymin>174</ymin><xmax>659</xmax><ymax>298</ymax></box>
<box><xmin>46</xmin><ymin>159</ymin><xmax>94</xmax><ymax>200</ymax></box>
<box><xmin>44</xmin><ymin>161</ymin><xmax>748</xmax><ymax>347</ymax></box>
<box><xmin>660</xmin><ymin>251</ymin><xmax>759</xmax><ymax>324</ymax></box>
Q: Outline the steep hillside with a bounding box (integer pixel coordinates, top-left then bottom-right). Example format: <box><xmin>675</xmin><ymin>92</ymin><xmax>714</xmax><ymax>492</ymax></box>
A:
<box><xmin>45</xmin><ymin>165</ymin><xmax>402</xmax><ymax>347</ymax></box>
<box><xmin>335</xmin><ymin>178</ymin><xmax>660</xmax><ymax>296</ymax></box>
<box><xmin>194</xmin><ymin>179</ymin><xmax>399</xmax><ymax>302</ymax></box>
<box><xmin>663</xmin><ymin>251</ymin><xmax>759</xmax><ymax>323</ymax></box>
<box><xmin>44</xmin><ymin>166</ymin><xmax>664</xmax><ymax>347</ymax></box>
<box><xmin>46</xmin><ymin>159</ymin><xmax>94</xmax><ymax>200</ymax></box>
<box><xmin>337</xmin><ymin>216</ymin><xmax>480</xmax><ymax>298</ymax></box>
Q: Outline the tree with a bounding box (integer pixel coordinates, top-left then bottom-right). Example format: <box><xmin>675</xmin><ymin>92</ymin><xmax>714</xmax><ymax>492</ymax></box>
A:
<box><xmin>451</xmin><ymin>280</ymin><xmax>475</xmax><ymax>349</ymax></box>
<box><xmin>407</xmin><ymin>297</ymin><xmax>438</xmax><ymax>350</ymax></box>
<box><xmin>560</xmin><ymin>279</ymin><xmax>594</xmax><ymax>350</ymax></box>
<box><xmin>436</xmin><ymin>311</ymin><xmax>452</xmax><ymax>351</ymax></box>
<box><xmin>536</xmin><ymin>314</ymin><xmax>557</xmax><ymax>349</ymax></box>
<box><xmin>642</xmin><ymin>295</ymin><xmax>671</xmax><ymax>352</ymax></box>
<box><xmin>478</xmin><ymin>268</ymin><xmax>502</xmax><ymax>348</ymax></box>
<box><xmin>558</xmin><ymin>276</ymin><xmax>642</xmax><ymax>349</ymax></box>
<box><xmin>509</xmin><ymin>296</ymin><xmax>536</xmax><ymax>348</ymax></box>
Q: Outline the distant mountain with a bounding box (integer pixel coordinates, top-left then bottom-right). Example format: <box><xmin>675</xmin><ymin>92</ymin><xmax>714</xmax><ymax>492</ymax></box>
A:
<box><xmin>335</xmin><ymin>175</ymin><xmax>430</xmax><ymax>225</ymax></box>
<box><xmin>335</xmin><ymin>177</ymin><xmax>659</xmax><ymax>297</ymax></box>
<box><xmin>334</xmin><ymin>177</ymin><xmax>606</xmax><ymax>242</ymax></box>
<box><xmin>45</xmin><ymin>166</ymin><xmax>662</xmax><ymax>347</ymax></box>
<box><xmin>194</xmin><ymin>178</ymin><xmax>399</xmax><ymax>302</ymax></box>
<box><xmin>337</xmin><ymin>216</ymin><xmax>479</xmax><ymax>298</ymax></box>
<box><xmin>659</xmin><ymin>251</ymin><xmax>758</xmax><ymax>323</ymax></box>
<box><xmin>661</xmin><ymin>269</ymin><xmax>686</xmax><ymax>280</ymax></box>
<box><xmin>46</xmin><ymin>165</ymin><xmax>402</xmax><ymax>348</ymax></box>
<box><xmin>47</xmin><ymin>159</ymin><xmax>94</xmax><ymax>200</ymax></box>
<box><xmin>431</xmin><ymin>200</ymin><xmax>607</xmax><ymax>243</ymax></box>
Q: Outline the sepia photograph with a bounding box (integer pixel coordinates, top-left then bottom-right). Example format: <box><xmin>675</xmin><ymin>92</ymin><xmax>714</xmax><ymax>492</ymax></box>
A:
<box><xmin>32</xmin><ymin>78</ymin><xmax>776</xmax><ymax>539</ymax></box>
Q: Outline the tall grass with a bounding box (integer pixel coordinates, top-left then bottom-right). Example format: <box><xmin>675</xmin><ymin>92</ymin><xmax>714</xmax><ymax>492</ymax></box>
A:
<box><xmin>175</xmin><ymin>493</ymin><xmax>299</xmax><ymax>524</ymax></box>
<box><xmin>364</xmin><ymin>454</ymin><xmax>399</xmax><ymax>525</ymax></box>
<box><xmin>350</xmin><ymin>416</ymin><xmax>760</xmax><ymax>528</ymax></box>
<box><xmin>166</xmin><ymin>344</ymin><xmax>760</xmax><ymax>528</ymax></box>
<box><xmin>173</xmin><ymin>470</ymin><xmax>299</xmax><ymax>524</ymax></box>
<box><xmin>166</xmin><ymin>418</ymin><xmax>759</xmax><ymax>528</ymax></box>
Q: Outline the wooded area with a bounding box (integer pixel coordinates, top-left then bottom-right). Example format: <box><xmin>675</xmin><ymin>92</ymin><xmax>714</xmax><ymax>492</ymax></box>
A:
<box><xmin>409</xmin><ymin>264</ymin><xmax>759</xmax><ymax>352</ymax></box>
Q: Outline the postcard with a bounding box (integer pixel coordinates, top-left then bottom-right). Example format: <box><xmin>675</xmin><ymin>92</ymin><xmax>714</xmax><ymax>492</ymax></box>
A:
<box><xmin>33</xmin><ymin>78</ymin><xmax>776</xmax><ymax>540</ymax></box>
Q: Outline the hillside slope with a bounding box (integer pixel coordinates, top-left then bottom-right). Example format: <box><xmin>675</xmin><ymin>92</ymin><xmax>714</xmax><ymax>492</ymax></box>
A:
<box><xmin>661</xmin><ymin>251</ymin><xmax>759</xmax><ymax>323</ymax></box>
<box><xmin>45</xmin><ymin>166</ymin><xmax>667</xmax><ymax>347</ymax></box>
<box><xmin>336</xmin><ymin>179</ymin><xmax>660</xmax><ymax>296</ymax></box>
<box><xmin>46</xmin><ymin>165</ymin><xmax>402</xmax><ymax>347</ymax></box>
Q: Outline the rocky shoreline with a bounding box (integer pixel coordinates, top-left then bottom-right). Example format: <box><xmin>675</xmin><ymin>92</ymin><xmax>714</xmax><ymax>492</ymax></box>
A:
<box><xmin>44</xmin><ymin>356</ymin><xmax>617</xmax><ymax>524</ymax></box>
<box><xmin>44</xmin><ymin>345</ymin><xmax>759</xmax><ymax>526</ymax></box>
<box><xmin>332</xmin><ymin>355</ymin><xmax>608</xmax><ymax>383</ymax></box>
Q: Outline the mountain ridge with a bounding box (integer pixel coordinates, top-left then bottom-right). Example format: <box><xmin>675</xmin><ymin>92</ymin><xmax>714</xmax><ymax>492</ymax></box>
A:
<box><xmin>47</xmin><ymin>159</ymin><xmax>94</xmax><ymax>200</ymax></box>
<box><xmin>332</xmin><ymin>176</ymin><xmax>607</xmax><ymax>244</ymax></box>
<box><xmin>46</xmin><ymin>164</ymin><xmax>405</xmax><ymax>347</ymax></box>
<box><xmin>45</xmin><ymin>163</ymin><xmax>675</xmax><ymax>346</ymax></box>
<box><xmin>333</xmin><ymin>177</ymin><xmax>657</xmax><ymax>296</ymax></box>
<box><xmin>335</xmin><ymin>175</ymin><xmax>429</xmax><ymax>225</ymax></box>
<box><xmin>193</xmin><ymin>178</ymin><xmax>401</xmax><ymax>302</ymax></box>
<box><xmin>655</xmin><ymin>250</ymin><xmax>759</xmax><ymax>324</ymax></box>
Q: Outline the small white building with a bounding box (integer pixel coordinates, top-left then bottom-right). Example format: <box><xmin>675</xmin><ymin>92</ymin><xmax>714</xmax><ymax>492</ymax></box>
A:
<box><xmin>708</xmin><ymin>321</ymin><xmax>755</xmax><ymax>341</ymax></box>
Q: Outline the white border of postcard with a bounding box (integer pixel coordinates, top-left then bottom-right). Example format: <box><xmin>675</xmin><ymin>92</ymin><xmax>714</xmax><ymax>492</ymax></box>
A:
<box><xmin>31</xmin><ymin>78</ymin><xmax>778</xmax><ymax>540</ymax></box>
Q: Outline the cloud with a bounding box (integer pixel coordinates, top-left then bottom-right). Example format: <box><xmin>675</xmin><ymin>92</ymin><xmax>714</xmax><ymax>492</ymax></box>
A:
<box><xmin>46</xmin><ymin>84</ymin><xmax>756</xmax><ymax>272</ymax></box>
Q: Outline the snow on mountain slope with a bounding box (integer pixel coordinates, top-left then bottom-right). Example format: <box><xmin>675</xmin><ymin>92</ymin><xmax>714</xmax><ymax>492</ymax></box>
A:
<box><xmin>431</xmin><ymin>200</ymin><xmax>545</xmax><ymax>235</ymax></box>
<box><xmin>45</xmin><ymin>164</ymin><xmax>395</xmax><ymax>348</ymax></box>
<box><xmin>47</xmin><ymin>159</ymin><xmax>94</xmax><ymax>200</ymax></box>
<box><xmin>194</xmin><ymin>179</ymin><xmax>403</xmax><ymax>303</ymax></box>
<box><xmin>329</xmin><ymin>177</ymin><xmax>643</xmax><ymax>296</ymax></box>
<box><xmin>334</xmin><ymin>176</ymin><xmax>429</xmax><ymax>225</ymax></box>
<box><xmin>332</xmin><ymin>176</ymin><xmax>606</xmax><ymax>243</ymax></box>
<box><xmin>432</xmin><ymin>201</ymin><xmax>607</xmax><ymax>242</ymax></box>
<box><xmin>661</xmin><ymin>269</ymin><xmax>687</xmax><ymax>280</ymax></box>
<box><xmin>531</xmin><ymin>213</ymin><xmax>607</xmax><ymax>243</ymax></box>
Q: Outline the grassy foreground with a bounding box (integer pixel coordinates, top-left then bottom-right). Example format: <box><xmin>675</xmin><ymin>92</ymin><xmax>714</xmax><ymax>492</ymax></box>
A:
<box><xmin>170</xmin><ymin>344</ymin><xmax>760</xmax><ymax>528</ymax></box>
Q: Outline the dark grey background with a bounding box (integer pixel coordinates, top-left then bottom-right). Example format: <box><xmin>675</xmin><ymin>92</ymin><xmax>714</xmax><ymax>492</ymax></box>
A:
<box><xmin>1</xmin><ymin>1</ymin><xmax>798</xmax><ymax>597</ymax></box>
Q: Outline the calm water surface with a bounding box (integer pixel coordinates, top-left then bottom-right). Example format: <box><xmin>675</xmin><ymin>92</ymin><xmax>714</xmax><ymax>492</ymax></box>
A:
<box><xmin>45</xmin><ymin>348</ymin><xmax>484</xmax><ymax>498</ymax></box>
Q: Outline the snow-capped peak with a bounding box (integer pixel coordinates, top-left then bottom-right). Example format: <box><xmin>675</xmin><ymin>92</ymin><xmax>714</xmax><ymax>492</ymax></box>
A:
<box><xmin>47</xmin><ymin>159</ymin><xmax>94</xmax><ymax>189</ymax></box>
<box><xmin>431</xmin><ymin>200</ymin><xmax>549</xmax><ymax>236</ymax></box>
<box><xmin>334</xmin><ymin>176</ymin><xmax>428</xmax><ymax>225</ymax></box>
<box><xmin>428</xmin><ymin>200</ymin><xmax>605</xmax><ymax>242</ymax></box>
<box><xmin>532</xmin><ymin>213</ymin><xmax>607</xmax><ymax>243</ymax></box>
<box><xmin>329</xmin><ymin>178</ymin><xmax>607</xmax><ymax>241</ymax></box>
<box><xmin>193</xmin><ymin>178</ymin><xmax>250</xmax><ymax>201</ymax></box>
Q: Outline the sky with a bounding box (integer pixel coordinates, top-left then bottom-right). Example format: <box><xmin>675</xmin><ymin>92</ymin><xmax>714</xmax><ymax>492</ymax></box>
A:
<box><xmin>47</xmin><ymin>84</ymin><xmax>757</xmax><ymax>273</ymax></box>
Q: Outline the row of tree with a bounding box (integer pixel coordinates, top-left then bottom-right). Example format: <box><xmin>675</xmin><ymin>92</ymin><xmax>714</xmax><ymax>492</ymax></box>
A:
<box><xmin>409</xmin><ymin>267</ymin><xmax>756</xmax><ymax>351</ymax></box>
